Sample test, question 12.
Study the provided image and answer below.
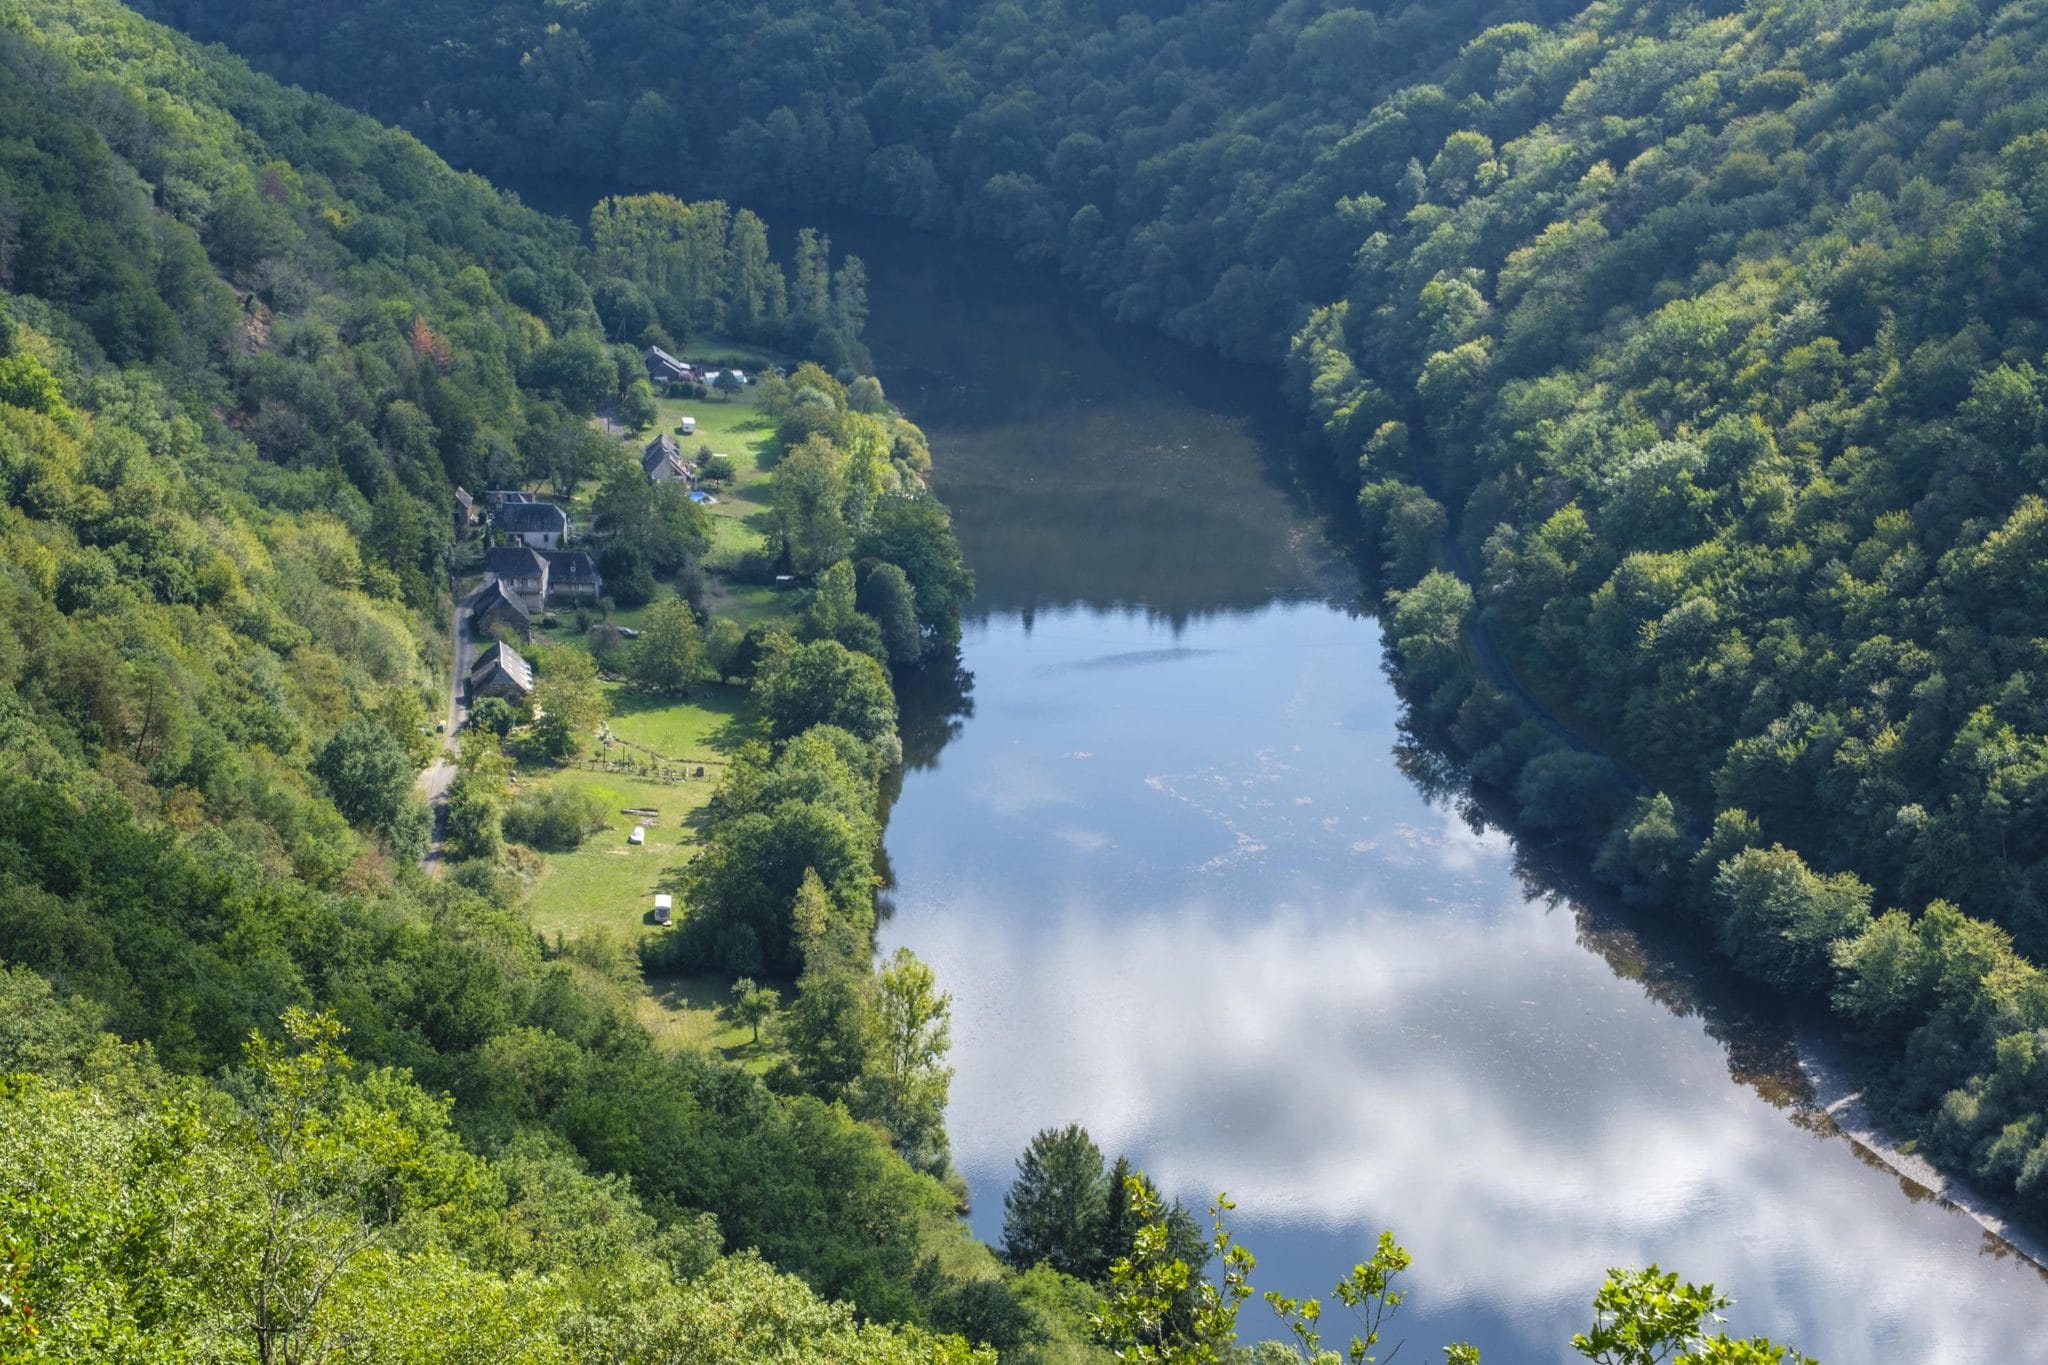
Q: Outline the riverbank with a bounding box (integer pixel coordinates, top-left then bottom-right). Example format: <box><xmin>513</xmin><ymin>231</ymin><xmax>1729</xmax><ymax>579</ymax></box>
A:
<box><xmin>830</xmin><ymin>210</ymin><xmax>2048</xmax><ymax>1357</ymax></box>
<box><xmin>1795</xmin><ymin>1030</ymin><xmax>2048</xmax><ymax>1277</ymax></box>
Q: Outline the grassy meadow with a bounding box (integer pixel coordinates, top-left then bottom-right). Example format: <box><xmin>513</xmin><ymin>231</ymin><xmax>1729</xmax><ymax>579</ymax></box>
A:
<box><xmin>510</xmin><ymin>375</ymin><xmax>801</xmax><ymax>1060</ymax></box>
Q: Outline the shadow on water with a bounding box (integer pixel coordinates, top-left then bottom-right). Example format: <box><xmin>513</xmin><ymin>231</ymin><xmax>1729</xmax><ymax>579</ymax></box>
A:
<box><xmin>541</xmin><ymin>165</ymin><xmax>1856</xmax><ymax>1120</ymax></box>
<box><xmin>512</xmin><ymin>175</ymin><xmax>2047</xmax><ymax>1354</ymax></box>
<box><xmin>1455</xmin><ymin>765</ymin><xmax>1814</xmax><ymax>1112</ymax></box>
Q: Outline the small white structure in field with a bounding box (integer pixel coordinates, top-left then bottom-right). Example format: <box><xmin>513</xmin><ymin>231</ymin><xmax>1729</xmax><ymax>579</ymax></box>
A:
<box><xmin>679</xmin><ymin>415</ymin><xmax>697</xmax><ymax>434</ymax></box>
<box><xmin>629</xmin><ymin>825</ymin><xmax>646</xmax><ymax>845</ymax></box>
<box><xmin>652</xmin><ymin>893</ymin><xmax>673</xmax><ymax>926</ymax></box>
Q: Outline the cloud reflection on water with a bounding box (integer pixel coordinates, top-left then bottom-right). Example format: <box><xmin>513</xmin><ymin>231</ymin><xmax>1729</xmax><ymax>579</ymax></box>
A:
<box><xmin>906</xmin><ymin>880</ymin><xmax>2041</xmax><ymax>1361</ymax></box>
<box><xmin>881</xmin><ymin>606</ymin><xmax>2045</xmax><ymax>1364</ymax></box>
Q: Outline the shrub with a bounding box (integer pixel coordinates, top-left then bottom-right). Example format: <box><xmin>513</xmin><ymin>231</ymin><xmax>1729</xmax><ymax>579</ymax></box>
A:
<box><xmin>503</xmin><ymin>785</ymin><xmax>610</xmax><ymax>852</ymax></box>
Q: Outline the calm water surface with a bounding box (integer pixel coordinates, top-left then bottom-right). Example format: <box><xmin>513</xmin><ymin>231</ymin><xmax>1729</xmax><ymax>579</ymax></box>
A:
<box><xmin>833</xmin><ymin>223</ymin><xmax>2048</xmax><ymax>1361</ymax></box>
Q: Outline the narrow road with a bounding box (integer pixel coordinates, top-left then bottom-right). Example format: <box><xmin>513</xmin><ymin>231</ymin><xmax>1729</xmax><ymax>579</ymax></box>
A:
<box><xmin>1411</xmin><ymin>477</ymin><xmax>1645</xmax><ymax>801</ymax></box>
<box><xmin>416</xmin><ymin>578</ymin><xmax>478</xmax><ymax>876</ymax></box>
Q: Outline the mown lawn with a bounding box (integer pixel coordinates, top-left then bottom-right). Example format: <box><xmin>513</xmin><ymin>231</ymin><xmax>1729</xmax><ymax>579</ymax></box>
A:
<box><xmin>640</xmin><ymin>390</ymin><xmax>783</xmax><ymax>568</ymax></box>
<box><xmin>637</xmin><ymin>972</ymin><xmax>784</xmax><ymax>1072</ymax></box>
<box><xmin>604</xmin><ymin>681</ymin><xmax>760</xmax><ymax>761</ymax></box>
<box><xmin>525</xmin><ymin>587</ymin><xmax>677</xmax><ymax>652</ymax></box>
<box><xmin>702</xmin><ymin>578</ymin><xmax>798</xmax><ymax>627</ymax></box>
<box><xmin>526</xmin><ymin>363</ymin><xmax>802</xmax><ymax>1054</ymax></box>
<box><xmin>513</xmin><ymin>762</ymin><xmax>711</xmax><ymax>943</ymax></box>
<box><xmin>512</xmin><ymin>688</ymin><xmax>762</xmax><ymax>1043</ymax></box>
<box><xmin>675</xmin><ymin>337</ymin><xmax>786</xmax><ymax>370</ymax></box>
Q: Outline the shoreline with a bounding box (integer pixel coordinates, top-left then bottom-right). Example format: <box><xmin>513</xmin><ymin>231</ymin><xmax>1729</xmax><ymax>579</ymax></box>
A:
<box><xmin>1794</xmin><ymin>1029</ymin><xmax>2048</xmax><ymax>1278</ymax></box>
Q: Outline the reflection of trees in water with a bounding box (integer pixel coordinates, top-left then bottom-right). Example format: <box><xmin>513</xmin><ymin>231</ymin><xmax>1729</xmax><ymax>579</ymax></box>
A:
<box><xmin>828</xmin><ymin>195</ymin><xmax>1813</xmax><ymax>1126</ymax></box>
<box><xmin>895</xmin><ymin>651</ymin><xmax>976</xmax><ymax>772</ymax></box>
<box><xmin>985</xmin><ymin>596</ymin><xmax>1358</xmax><ymax>636</ymax></box>
<box><xmin>1396</xmin><ymin>720</ymin><xmax>1816</xmax><ymax>1117</ymax></box>
<box><xmin>872</xmin><ymin>650</ymin><xmax>977</xmax><ymax>929</ymax></box>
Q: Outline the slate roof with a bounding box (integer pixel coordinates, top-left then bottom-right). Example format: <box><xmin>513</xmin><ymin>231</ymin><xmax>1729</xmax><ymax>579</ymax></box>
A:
<box><xmin>484</xmin><ymin>546</ymin><xmax>548</xmax><ymax>581</ymax></box>
<box><xmin>494</xmin><ymin>501</ymin><xmax>569</xmax><ymax>535</ymax></box>
<box><xmin>641</xmin><ymin>432</ymin><xmax>692</xmax><ymax>480</ymax></box>
<box><xmin>541</xmin><ymin>550</ymin><xmax>602</xmax><ymax>587</ymax></box>
<box><xmin>472</xmin><ymin>576</ymin><xmax>531</xmax><ymax>623</ymax></box>
<box><xmin>645</xmin><ymin>345</ymin><xmax>692</xmax><ymax>381</ymax></box>
<box><xmin>469</xmin><ymin>641</ymin><xmax>534</xmax><ymax>694</ymax></box>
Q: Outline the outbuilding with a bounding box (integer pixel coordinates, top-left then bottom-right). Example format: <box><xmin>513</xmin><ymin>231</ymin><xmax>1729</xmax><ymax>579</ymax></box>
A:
<box><xmin>644</xmin><ymin>345</ymin><xmax>692</xmax><ymax>386</ymax></box>
<box><xmin>468</xmin><ymin>641</ymin><xmax>534</xmax><ymax>702</ymax></box>
<box><xmin>471</xmin><ymin>577</ymin><xmax>533</xmax><ymax>641</ymax></box>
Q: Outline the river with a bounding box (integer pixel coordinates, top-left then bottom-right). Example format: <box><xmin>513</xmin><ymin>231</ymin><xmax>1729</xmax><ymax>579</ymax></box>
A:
<box><xmin>829</xmin><ymin>222</ymin><xmax>2048</xmax><ymax>1360</ymax></box>
<box><xmin>498</xmin><ymin>174</ymin><xmax>2048</xmax><ymax>1357</ymax></box>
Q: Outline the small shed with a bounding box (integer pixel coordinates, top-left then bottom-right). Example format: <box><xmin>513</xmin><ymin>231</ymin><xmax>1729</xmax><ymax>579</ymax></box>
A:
<box><xmin>629</xmin><ymin>825</ymin><xmax>646</xmax><ymax>845</ymax></box>
<box><xmin>679</xmin><ymin>415</ymin><xmax>697</xmax><ymax>434</ymax></box>
<box><xmin>652</xmin><ymin>893</ymin><xmax>673</xmax><ymax>926</ymax></box>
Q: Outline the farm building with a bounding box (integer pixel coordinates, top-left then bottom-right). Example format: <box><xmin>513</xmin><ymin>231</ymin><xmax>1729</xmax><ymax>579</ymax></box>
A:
<box><xmin>493</xmin><ymin>499</ymin><xmax>569</xmax><ymax>550</ymax></box>
<box><xmin>483</xmin><ymin>546</ymin><xmax>549</xmax><ymax>612</ymax></box>
<box><xmin>468</xmin><ymin>641</ymin><xmax>533</xmax><ymax>702</ymax></box>
<box><xmin>644</xmin><ymin>345</ymin><xmax>692</xmax><ymax>385</ymax></box>
<box><xmin>471</xmin><ymin>577</ymin><xmax>532</xmax><ymax>640</ymax></box>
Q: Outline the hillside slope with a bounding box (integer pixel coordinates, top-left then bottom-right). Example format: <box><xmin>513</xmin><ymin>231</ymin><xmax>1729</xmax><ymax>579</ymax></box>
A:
<box><xmin>0</xmin><ymin>1</ymin><xmax>1009</xmax><ymax>1356</ymax></box>
<box><xmin>128</xmin><ymin>0</ymin><xmax>2048</xmax><ymax>1233</ymax></box>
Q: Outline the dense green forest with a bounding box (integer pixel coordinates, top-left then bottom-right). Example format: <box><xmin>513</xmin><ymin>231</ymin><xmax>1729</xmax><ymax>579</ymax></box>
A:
<box><xmin>0</xmin><ymin>0</ymin><xmax>1819</xmax><ymax>1353</ymax></box>
<box><xmin>128</xmin><ymin>0</ymin><xmax>2048</xmax><ymax>1230</ymax></box>
<box><xmin>0</xmin><ymin>0</ymin><xmax>1032</xmax><ymax>1356</ymax></box>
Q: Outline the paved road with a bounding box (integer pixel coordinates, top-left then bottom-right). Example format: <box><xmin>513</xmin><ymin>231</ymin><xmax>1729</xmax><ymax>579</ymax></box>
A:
<box><xmin>416</xmin><ymin>579</ymin><xmax>479</xmax><ymax>876</ymax></box>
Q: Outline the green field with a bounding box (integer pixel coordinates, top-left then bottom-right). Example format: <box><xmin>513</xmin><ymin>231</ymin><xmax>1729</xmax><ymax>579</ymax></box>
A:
<box><xmin>516</xmin><ymin>378</ymin><xmax>801</xmax><ymax>1050</ymax></box>
<box><xmin>674</xmin><ymin>338</ymin><xmax>786</xmax><ymax>370</ymax></box>
<box><xmin>640</xmin><ymin>389</ymin><xmax>784</xmax><ymax>569</ymax></box>
<box><xmin>514</xmin><ymin>763</ymin><xmax>711</xmax><ymax>942</ymax></box>
<box><xmin>637</xmin><ymin>972</ymin><xmax>783</xmax><ymax>1071</ymax></box>
<box><xmin>525</xmin><ymin>586</ymin><xmax>672</xmax><ymax>645</ymax></box>
<box><xmin>511</xmin><ymin>685</ymin><xmax>764</xmax><ymax>1050</ymax></box>
<box><xmin>604</xmin><ymin>681</ymin><xmax>760</xmax><ymax>761</ymax></box>
<box><xmin>703</xmin><ymin>578</ymin><xmax>797</xmax><ymax>626</ymax></box>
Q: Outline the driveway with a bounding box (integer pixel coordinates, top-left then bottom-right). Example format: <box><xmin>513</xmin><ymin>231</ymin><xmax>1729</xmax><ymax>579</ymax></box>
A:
<box><xmin>416</xmin><ymin>578</ymin><xmax>481</xmax><ymax>875</ymax></box>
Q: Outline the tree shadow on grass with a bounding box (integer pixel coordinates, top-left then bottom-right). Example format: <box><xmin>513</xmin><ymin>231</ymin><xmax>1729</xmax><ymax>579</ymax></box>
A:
<box><xmin>604</xmin><ymin>683</ymin><xmax>762</xmax><ymax>759</ymax></box>
<box><xmin>702</xmin><ymin>705</ymin><xmax>764</xmax><ymax>759</ymax></box>
<box><xmin>645</xmin><ymin>971</ymin><xmax>729</xmax><ymax>1013</ymax></box>
<box><xmin>643</xmin><ymin>970</ymin><xmax>782</xmax><ymax>1064</ymax></box>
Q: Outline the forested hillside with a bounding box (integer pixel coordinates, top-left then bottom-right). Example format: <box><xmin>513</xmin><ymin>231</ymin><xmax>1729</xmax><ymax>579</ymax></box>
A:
<box><xmin>131</xmin><ymin>0</ymin><xmax>2048</xmax><ymax>1230</ymax></box>
<box><xmin>0</xmin><ymin>1</ymin><xmax>1022</xmax><ymax>1356</ymax></box>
